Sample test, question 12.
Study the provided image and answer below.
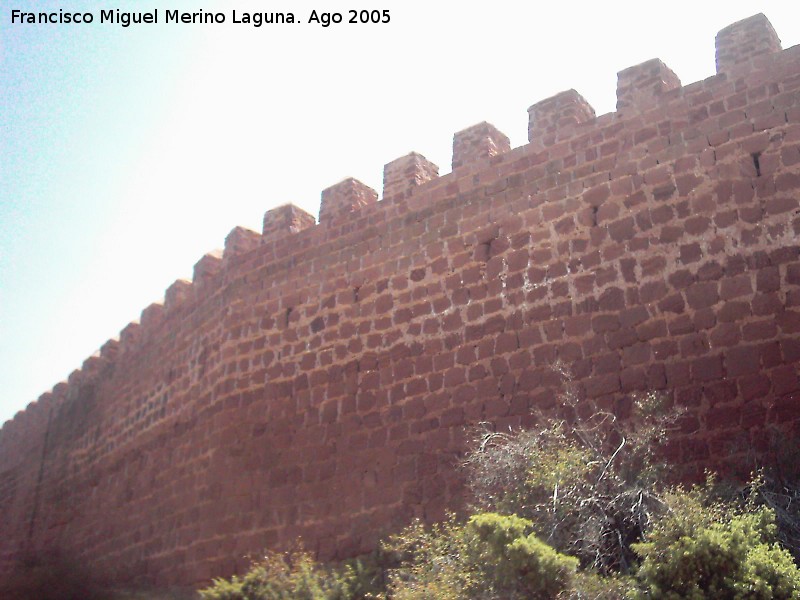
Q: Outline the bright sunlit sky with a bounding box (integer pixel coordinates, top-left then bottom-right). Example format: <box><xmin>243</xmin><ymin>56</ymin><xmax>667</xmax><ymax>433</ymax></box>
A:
<box><xmin>1</xmin><ymin>1</ymin><xmax>798</xmax><ymax>426</ymax></box>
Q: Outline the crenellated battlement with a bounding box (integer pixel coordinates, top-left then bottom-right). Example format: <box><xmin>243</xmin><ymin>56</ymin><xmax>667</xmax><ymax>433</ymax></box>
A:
<box><xmin>2</xmin><ymin>12</ymin><xmax>800</xmax><ymax>590</ymax></box>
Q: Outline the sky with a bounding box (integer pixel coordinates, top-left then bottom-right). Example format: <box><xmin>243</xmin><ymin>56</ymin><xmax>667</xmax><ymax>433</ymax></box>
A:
<box><xmin>1</xmin><ymin>1</ymin><xmax>799</xmax><ymax>426</ymax></box>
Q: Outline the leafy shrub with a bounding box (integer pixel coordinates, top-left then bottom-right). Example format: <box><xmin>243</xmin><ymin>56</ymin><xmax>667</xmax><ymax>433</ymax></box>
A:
<box><xmin>198</xmin><ymin>549</ymin><xmax>359</xmax><ymax>600</ymax></box>
<box><xmin>734</xmin><ymin>427</ymin><xmax>800</xmax><ymax>562</ymax></box>
<box><xmin>385</xmin><ymin>512</ymin><xmax>578</xmax><ymax>599</ymax></box>
<box><xmin>632</xmin><ymin>483</ymin><xmax>800</xmax><ymax>599</ymax></box>
<box><xmin>383</xmin><ymin>517</ymin><xmax>470</xmax><ymax>599</ymax></box>
<box><xmin>468</xmin><ymin>512</ymin><xmax>578</xmax><ymax>598</ymax></box>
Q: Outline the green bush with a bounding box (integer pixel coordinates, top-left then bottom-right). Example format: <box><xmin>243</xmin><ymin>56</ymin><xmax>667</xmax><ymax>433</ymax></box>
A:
<box><xmin>468</xmin><ymin>513</ymin><xmax>578</xmax><ymax>598</ymax></box>
<box><xmin>198</xmin><ymin>549</ymin><xmax>359</xmax><ymax>600</ymax></box>
<box><xmin>384</xmin><ymin>517</ymin><xmax>471</xmax><ymax>599</ymax></box>
<box><xmin>385</xmin><ymin>512</ymin><xmax>578</xmax><ymax>599</ymax></box>
<box><xmin>737</xmin><ymin>427</ymin><xmax>800</xmax><ymax>561</ymax></box>
<box><xmin>632</xmin><ymin>484</ymin><xmax>800</xmax><ymax>599</ymax></box>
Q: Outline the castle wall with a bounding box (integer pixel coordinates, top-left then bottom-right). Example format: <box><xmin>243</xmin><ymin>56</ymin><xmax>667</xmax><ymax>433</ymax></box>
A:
<box><xmin>2</xmin><ymin>13</ymin><xmax>800</xmax><ymax>588</ymax></box>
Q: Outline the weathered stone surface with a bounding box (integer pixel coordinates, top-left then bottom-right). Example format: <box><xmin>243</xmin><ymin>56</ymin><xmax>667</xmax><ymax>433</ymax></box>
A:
<box><xmin>2</xmin><ymin>12</ymin><xmax>800</xmax><ymax>593</ymax></box>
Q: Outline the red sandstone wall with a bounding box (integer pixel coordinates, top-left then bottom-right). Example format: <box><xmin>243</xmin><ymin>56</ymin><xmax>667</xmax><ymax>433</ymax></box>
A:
<box><xmin>2</xmin><ymin>12</ymin><xmax>800</xmax><ymax>589</ymax></box>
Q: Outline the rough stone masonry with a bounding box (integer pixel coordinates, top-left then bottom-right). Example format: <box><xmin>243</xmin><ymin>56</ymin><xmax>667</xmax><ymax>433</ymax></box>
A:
<box><xmin>1</xmin><ymin>12</ymin><xmax>800</xmax><ymax>590</ymax></box>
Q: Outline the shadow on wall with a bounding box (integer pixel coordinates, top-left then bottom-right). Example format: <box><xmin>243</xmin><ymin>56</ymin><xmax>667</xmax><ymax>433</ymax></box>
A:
<box><xmin>0</xmin><ymin>550</ymin><xmax>108</xmax><ymax>600</ymax></box>
<box><xmin>0</xmin><ymin>550</ymin><xmax>196</xmax><ymax>600</ymax></box>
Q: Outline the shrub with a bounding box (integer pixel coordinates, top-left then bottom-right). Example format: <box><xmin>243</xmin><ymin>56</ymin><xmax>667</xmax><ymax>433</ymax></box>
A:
<box><xmin>198</xmin><ymin>549</ymin><xmax>358</xmax><ymax>600</ymax></box>
<box><xmin>564</xmin><ymin>571</ymin><xmax>637</xmax><ymax>600</ymax></box>
<box><xmin>384</xmin><ymin>517</ymin><xmax>471</xmax><ymax>599</ymax></box>
<box><xmin>385</xmin><ymin>512</ymin><xmax>578</xmax><ymax>599</ymax></box>
<box><xmin>468</xmin><ymin>512</ymin><xmax>578</xmax><ymax>598</ymax></box>
<box><xmin>632</xmin><ymin>483</ymin><xmax>800</xmax><ymax>599</ymax></box>
<box><xmin>464</xmin><ymin>388</ymin><xmax>678</xmax><ymax>573</ymax></box>
<box><xmin>734</xmin><ymin>427</ymin><xmax>800</xmax><ymax>562</ymax></box>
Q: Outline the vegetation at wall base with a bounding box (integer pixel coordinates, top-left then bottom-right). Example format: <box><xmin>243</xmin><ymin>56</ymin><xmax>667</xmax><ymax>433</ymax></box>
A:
<box><xmin>632</xmin><ymin>480</ymin><xmax>800</xmax><ymax>599</ymax></box>
<box><xmin>197</xmin><ymin>548</ymin><xmax>361</xmax><ymax>600</ymax></box>
<box><xmin>8</xmin><ymin>385</ymin><xmax>798</xmax><ymax>599</ymax></box>
<box><xmin>197</xmin><ymin>385</ymin><xmax>800</xmax><ymax>599</ymax></box>
<box><xmin>463</xmin><ymin>386</ymin><xmax>677</xmax><ymax>575</ymax></box>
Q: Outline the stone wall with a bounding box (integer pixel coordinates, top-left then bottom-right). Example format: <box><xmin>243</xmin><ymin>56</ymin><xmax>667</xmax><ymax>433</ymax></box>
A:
<box><xmin>1</xmin><ymin>12</ymin><xmax>799</xmax><ymax>589</ymax></box>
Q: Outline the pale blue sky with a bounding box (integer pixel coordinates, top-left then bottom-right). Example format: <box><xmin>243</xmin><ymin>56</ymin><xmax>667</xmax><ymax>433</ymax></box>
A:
<box><xmin>1</xmin><ymin>1</ymin><xmax>799</xmax><ymax>425</ymax></box>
